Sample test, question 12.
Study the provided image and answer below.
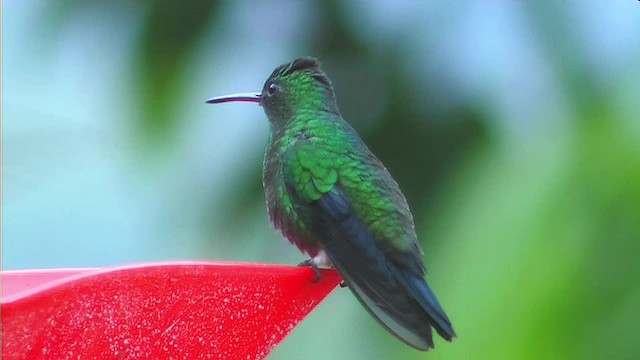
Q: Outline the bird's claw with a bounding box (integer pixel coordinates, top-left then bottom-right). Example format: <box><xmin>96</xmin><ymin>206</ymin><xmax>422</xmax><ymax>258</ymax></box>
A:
<box><xmin>298</xmin><ymin>259</ymin><xmax>322</xmax><ymax>283</ymax></box>
<box><xmin>339</xmin><ymin>281</ymin><xmax>348</xmax><ymax>288</ymax></box>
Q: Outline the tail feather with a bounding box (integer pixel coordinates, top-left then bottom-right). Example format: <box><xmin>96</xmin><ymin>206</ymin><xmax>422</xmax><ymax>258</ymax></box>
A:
<box><xmin>399</xmin><ymin>270</ymin><xmax>456</xmax><ymax>341</ymax></box>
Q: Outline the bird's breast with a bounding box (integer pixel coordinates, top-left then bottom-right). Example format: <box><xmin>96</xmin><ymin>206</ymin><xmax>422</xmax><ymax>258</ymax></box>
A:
<box><xmin>263</xmin><ymin>136</ymin><xmax>322</xmax><ymax>257</ymax></box>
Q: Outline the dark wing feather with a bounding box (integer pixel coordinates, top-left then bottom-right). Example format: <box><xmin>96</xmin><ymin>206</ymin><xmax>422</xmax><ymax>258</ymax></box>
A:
<box><xmin>311</xmin><ymin>185</ymin><xmax>455</xmax><ymax>350</ymax></box>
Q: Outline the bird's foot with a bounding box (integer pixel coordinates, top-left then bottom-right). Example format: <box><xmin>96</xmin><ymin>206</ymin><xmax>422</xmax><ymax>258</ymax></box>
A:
<box><xmin>298</xmin><ymin>259</ymin><xmax>322</xmax><ymax>283</ymax></box>
<box><xmin>339</xmin><ymin>281</ymin><xmax>348</xmax><ymax>288</ymax></box>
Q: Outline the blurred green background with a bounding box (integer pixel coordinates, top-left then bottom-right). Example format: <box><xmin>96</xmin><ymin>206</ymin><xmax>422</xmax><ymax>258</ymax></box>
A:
<box><xmin>3</xmin><ymin>1</ymin><xmax>640</xmax><ymax>359</ymax></box>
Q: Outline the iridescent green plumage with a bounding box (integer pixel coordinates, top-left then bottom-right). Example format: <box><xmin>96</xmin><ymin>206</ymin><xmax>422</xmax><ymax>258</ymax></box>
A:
<box><xmin>207</xmin><ymin>57</ymin><xmax>455</xmax><ymax>351</ymax></box>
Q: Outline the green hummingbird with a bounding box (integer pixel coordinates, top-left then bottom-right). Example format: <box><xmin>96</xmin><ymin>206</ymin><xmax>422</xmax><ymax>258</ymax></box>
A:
<box><xmin>206</xmin><ymin>57</ymin><xmax>455</xmax><ymax>350</ymax></box>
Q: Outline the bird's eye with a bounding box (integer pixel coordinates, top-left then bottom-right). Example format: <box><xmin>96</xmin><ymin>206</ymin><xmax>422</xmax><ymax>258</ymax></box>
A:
<box><xmin>267</xmin><ymin>83</ymin><xmax>278</xmax><ymax>95</ymax></box>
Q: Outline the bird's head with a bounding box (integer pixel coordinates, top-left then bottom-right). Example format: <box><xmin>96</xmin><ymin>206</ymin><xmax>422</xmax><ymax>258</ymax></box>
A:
<box><xmin>207</xmin><ymin>57</ymin><xmax>338</xmax><ymax>127</ymax></box>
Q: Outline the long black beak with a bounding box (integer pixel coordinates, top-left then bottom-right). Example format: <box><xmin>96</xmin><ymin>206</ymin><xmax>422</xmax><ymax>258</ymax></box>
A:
<box><xmin>205</xmin><ymin>92</ymin><xmax>262</xmax><ymax>104</ymax></box>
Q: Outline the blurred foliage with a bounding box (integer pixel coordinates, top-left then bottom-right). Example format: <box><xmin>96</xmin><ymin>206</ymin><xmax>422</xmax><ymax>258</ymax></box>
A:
<box><xmin>5</xmin><ymin>1</ymin><xmax>640</xmax><ymax>359</ymax></box>
<box><xmin>135</xmin><ymin>1</ymin><xmax>222</xmax><ymax>145</ymax></box>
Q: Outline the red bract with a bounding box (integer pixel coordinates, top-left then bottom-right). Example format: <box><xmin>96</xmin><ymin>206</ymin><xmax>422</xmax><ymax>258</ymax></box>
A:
<box><xmin>2</xmin><ymin>262</ymin><xmax>341</xmax><ymax>360</ymax></box>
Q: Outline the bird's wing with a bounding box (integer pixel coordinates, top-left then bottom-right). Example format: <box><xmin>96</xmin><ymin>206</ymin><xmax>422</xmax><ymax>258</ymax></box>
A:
<box><xmin>282</xmin><ymin>139</ymin><xmax>339</xmax><ymax>203</ymax></box>
<box><xmin>284</xmin><ymin>138</ymin><xmax>425</xmax><ymax>275</ymax></box>
<box><xmin>283</xmin><ymin>140</ymin><xmax>454</xmax><ymax>350</ymax></box>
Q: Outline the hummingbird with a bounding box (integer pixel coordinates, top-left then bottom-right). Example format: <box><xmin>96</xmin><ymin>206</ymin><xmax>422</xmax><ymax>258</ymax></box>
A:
<box><xmin>206</xmin><ymin>57</ymin><xmax>455</xmax><ymax>350</ymax></box>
